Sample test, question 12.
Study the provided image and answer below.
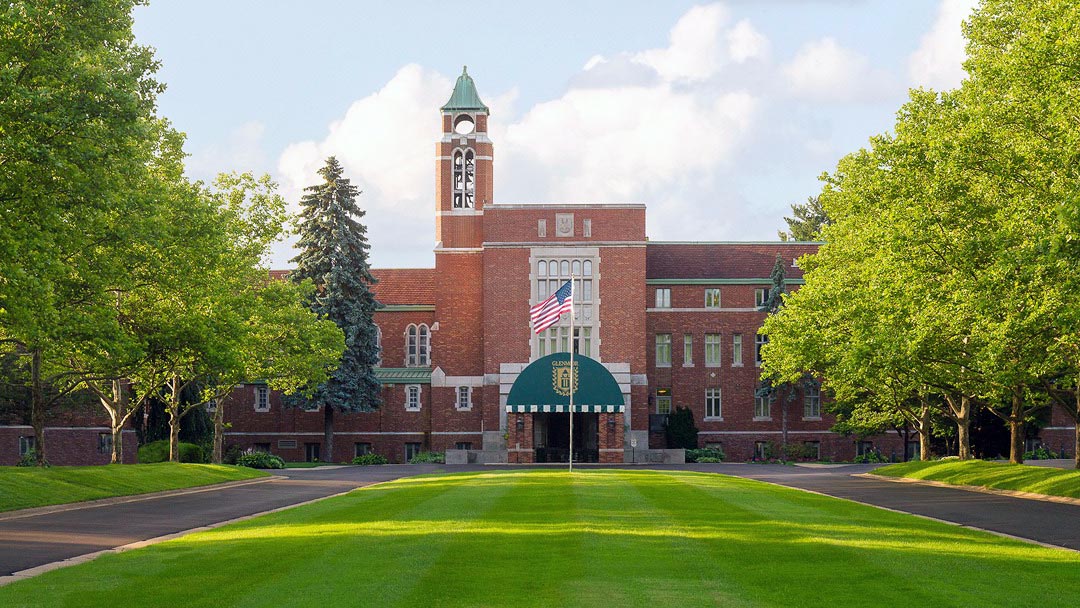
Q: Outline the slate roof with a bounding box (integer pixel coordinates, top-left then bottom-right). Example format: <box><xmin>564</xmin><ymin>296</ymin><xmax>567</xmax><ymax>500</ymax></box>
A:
<box><xmin>645</xmin><ymin>242</ymin><xmax>819</xmax><ymax>281</ymax></box>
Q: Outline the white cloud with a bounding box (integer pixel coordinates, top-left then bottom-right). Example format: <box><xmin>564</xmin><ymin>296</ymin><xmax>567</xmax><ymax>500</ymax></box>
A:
<box><xmin>783</xmin><ymin>37</ymin><xmax>896</xmax><ymax>102</ymax></box>
<box><xmin>277</xmin><ymin>64</ymin><xmax>453</xmax><ymax>267</ymax></box>
<box><xmin>908</xmin><ymin>0</ymin><xmax>978</xmax><ymax>90</ymax></box>
<box><xmin>633</xmin><ymin>3</ymin><xmax>732</xmax><ymax>83</ymax></box>
<box><xmin>727</xmin><ymin>19</ymin><xmax>770</xmax><ymax>63</ymax></box>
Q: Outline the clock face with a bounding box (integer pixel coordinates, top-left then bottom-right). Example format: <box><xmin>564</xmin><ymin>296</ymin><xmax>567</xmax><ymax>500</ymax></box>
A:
<box><xmin>454</xmin><ymin>114</ymin><xmax>475</xmax><ymax>135</ymax></box>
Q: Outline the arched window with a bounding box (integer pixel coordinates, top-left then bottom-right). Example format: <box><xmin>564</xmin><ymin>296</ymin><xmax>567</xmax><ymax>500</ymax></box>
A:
<box><xmin>406</xmin><ymin>324</ymin><xmax>431</xmax><ymax>367</ymax></box>
<box><xmin>375</xmin><ymin>326</ymin><xmax>382</xmax><ymax>367</ymax></box>
<box><xmin>452</xmin><ymin>149</ymin><xmax>475</xmax><ymax>209</ymax></box>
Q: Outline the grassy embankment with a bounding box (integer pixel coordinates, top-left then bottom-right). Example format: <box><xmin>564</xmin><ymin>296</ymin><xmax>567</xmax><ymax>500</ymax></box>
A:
<box><xmin>0</xmin><ymin>469</ymin><xmax>1076</xmax><ymax>607</ymax></box>
<box><xmin>0</xmin><ymin>462</ymin><xmax>268</xmax><ymax>512</ymax></box>
<box><xmin>874</xmin><ymin>459</ymin><xmax>1080</xmax><ymax>499</ymax></box>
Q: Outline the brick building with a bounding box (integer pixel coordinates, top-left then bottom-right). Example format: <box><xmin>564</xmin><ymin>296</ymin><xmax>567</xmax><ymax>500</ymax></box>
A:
<box><xmin>220</xmin><ymin>68</ymin><xmax>1074</xmax><ymax>464</ymax></box>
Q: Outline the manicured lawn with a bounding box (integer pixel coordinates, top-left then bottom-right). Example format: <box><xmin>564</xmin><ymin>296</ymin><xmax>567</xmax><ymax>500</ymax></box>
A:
<box><xmin>875</xmin><ymin>459</ymin><xmax>1080</xmax><ymax>498</ymax></box>
<box><xmin>0</xmin><ymin>463</ymin><xmax>268</xmax><ymax>512</ymax></box>
<box><xmin>1</xmin><ymin>470</ymin><xmax>1076</xmax><ymax>607</ymax></box>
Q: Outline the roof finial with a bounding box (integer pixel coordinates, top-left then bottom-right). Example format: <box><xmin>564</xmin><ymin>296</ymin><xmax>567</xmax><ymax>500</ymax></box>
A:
<box><xmin>463</xmin><ymin>65</ymin><xmax>468</xmax><ymax>74</ymax></box>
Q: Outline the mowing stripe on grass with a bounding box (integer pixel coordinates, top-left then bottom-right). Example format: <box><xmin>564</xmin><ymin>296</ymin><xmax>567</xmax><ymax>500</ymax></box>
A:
<box><xmin>0</xmin><ymin>469</ymin><xmax>1076</xmax><ymax>608</ymax></box>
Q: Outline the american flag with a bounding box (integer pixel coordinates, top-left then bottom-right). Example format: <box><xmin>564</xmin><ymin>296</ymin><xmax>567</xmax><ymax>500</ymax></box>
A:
<box><xmin>530</xmin><ymin>280</ymin><xmax>573</xmax><ymax>334</ymax></box>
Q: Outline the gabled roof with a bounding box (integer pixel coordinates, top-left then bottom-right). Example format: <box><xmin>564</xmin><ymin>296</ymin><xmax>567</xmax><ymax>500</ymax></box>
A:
<box><xmin>370</xmin><ymin>268</ymin><xmax>435</xmax><ymax>305</ymax></box>
<box><xmin>646</xmin><ymin>242</ymin><xmax>818</xmax><ymax>281</ymax></box>
<box><xmin>441</xmin><ymin>66</ymin><xmax>489</xmax><ymax>113</ymax></box>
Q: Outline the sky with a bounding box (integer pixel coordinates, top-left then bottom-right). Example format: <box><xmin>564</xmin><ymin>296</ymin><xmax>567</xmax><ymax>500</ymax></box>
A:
<box><xmin>132</xmin><ymin>0</ymin><xmax>979</xmax><ymax>269</ymax></box>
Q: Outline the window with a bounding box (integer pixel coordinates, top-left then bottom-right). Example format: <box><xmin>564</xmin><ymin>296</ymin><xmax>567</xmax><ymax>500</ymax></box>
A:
<box><xmin>705</xmin><ymin>288</ymin><xmax>721</xmax><ymax>308</ymax></box>
<box><xmin>406</xmin><ymin>324</ymin><xmax>430</xmax><ymax>366</ymax></box>
<box><xmin>405</xmin><ymin>385</ymin><xmax>421</xmax><ymax>411</ymax></box>
<box><xmin>705</xmin><ymin>334</ymin><xmax>721</xmax><ymax>366</ymax></box>
<box><xmin>455</xmin><ymin>441</ymin><xmax>473</xmax><ymax>451</ymax></box>
<box><xmin>538</xmin><ymin>326</ymin><xmax>593</xmax><ymax>358</ymax></box>
<box><xmin>302</xmin><ymin>401</ymin><xmax>320</xmax><ymax>412</ymax></box>
<box><xmin>803</xmin><ymin>441</ymin><xmax>821</xmax><ymax>460</ymax></box>
<box><xmin>683</xmin><ymin>334</ymin><xmax>693</xmax><ymax>366</ymax></box>
<box><xmin>583</xmin><ymin>218</ymin><xmax>592</xmax><ymax>237</ymax></box>
<box><xmin>857</xmin><ymin>441</ymin><xmax>874</xmax><ymax>457</ymax></box>
<box><xmin>452</xmin><ymin>149</ymin><xmax>475</xmax><ymax>208</ymax></box>
<box><xmin>305</xmin><ymin>443</ymin><xmax>320</xmax><ymax>462</ymax></box>
<box><xmin>655</xmin><ymin>333</ymin><xmax>672</xmax><ymax>367</ymax></box>
<box><xmin>732</xmin><ymin>333</ymin><xmax>743</xmax><ymax>366</ymax></box>
<box><xmin>755</xmin><ymin>288</ymin><xmax>770</xmax><ymax>308</ymax></box>
<box><xmin>206</xmin><ymin>399</ymin><xmax>217</xmax><ymax>412</ymax></box>
<box><xmin>755</xmin><ymin>334</ymin><xmax>767</xmax><ymax>366</ymax></box>
<box><xmin>754</xmin><ymin>395</ymin><xmax>771</xmax><ymax>419</ymax></box>
<box><xmin>355</xmin><ymin>442</ymin><xmax>372</xmax><ymax>457</ymax></box>
<box><xmin>456</xmin><ymin>386</ymin><xmax>471</xmax><ymax>410</ymax></box>
<box><xmin>405</xmin><ymin>442</ymin><xmax>423</xmax><ymax>461</ymax></box>
<box><xmin>534</xmin><ymin>258</ymin><xmax>596</xmax><ymax>358</ymax></box>
<box><xmin>255</xmin><ymin>385</ymin><xmax>269</xmax><ymax>411</ymax></box>
<box><xmin>754</xmin><ymin>441</ymin><xmax>771</xmax><ymax>460</ymax></box>
<box><xmin>655</xmin><ymin>388</ymin><xmax>672</xmax><ymax>414</ymax></box>
<box><xmin>655</xmin><ymin>288</ymin><xmax>671</xmax><ymax>308</ymax></box>
<box><xmin>804</xmin><ymin>384</ymin><xmax>821</xmax><ymax>418</ymax></box>
<box><xmin>705</xmin><ymin>441</ymin><xmax>723</xmax><ymax>451</ymax></box>
<box><xmin>538</xmin><ymin>219</ymin><xmax>546</xmax><ymax>237</ymax></box>
<box><xmin>19</xmin><ymin>436</ymin><xmax>35</xmax><ymax>456</ymax></box>
<box><xmin>705</xmin><ymin>388</ymin><xmax>722</xmax><ymax>419</ymax></box>
<box><xmin>375</xmin><ymin>326</ymin><xmax>382</xmax><ymax>366</ymax></box>
<box><xmin>98</xmin><ymin>432</ymin><xmax>112</xmax><ymax>455</ymax></box>
<box><xmin>254</xmin><ymin>442</ymin><xmax>271</xmax><ymax>453</ymax></box>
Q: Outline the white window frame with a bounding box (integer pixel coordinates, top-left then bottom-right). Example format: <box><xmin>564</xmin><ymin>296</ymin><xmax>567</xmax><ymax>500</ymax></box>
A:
<box><xmin>456</xmin><ymin>386</ymin><xmax>472</xmax><ymax>410</ymax></box>
<box><xmin>732</xmin><ymin>333</ymin><xmax>743</xmax><ymax>367</ymax></box>
<box><xmin>655</xmin><ymin>333</ymin><xmax>672</xmax><ymax>367</ymax></box>
<box><xmin>705</xmin><ymin>388</ymin><xmax>722</xmax><ymax>420</ymax></box>
<box><xmin>804</xmin><ymin>384</ymin><xmax>821</xmax><ymax>419</ymax></box>
<box><xmin>255</xmin><ymin>385</ymin><xmax>269</xmax><ymax>412</ymax></box>
<box><xmin>683</xmin><ymin>334</ymin><xmax>693</xmax><ymax>367</ymax></box>
<box><xmin>405</xmin><ymin>385</ymin><xmax>422</xmax><ymax>411</ymax></box>
<box><xmin>656</xmin><ymin>393</ymin><xmax>672</xmax><ymax>415</ymax></box>
<box><xmin>583</xmin><ymin>218</ymin><xmax>592</xmax><ymax>237</ymax></box>
<box><xmin>375</xmin><ymin>326</ymin><xmax>382</xmax><ymax>367</ymax></box>
<box><xmin>705</xmin><ymin>288</ymin><xmax>721</xmax><ymax>309</ymax></box>
<box><xmin>538</xmin><ymin>219</ymin><xmax>546</xmax><ymax>237</ymax></box>
<box><xmin>754</xmin><ymin>395</ymin><xmax>771</xmax><ymax>420</ymax></box>
<box><xmin>704</xmin><ymin>333</ymin><xmax>721</xmax><ymax>367</ymax></box>
<box><xmin>655</xmin><ymin>288</ymin><xmax>671</xmax><ymax>308</ymax></box>
<box><xmin>754</xmin><ymin>288</ymin><xmax>770</xmax><ymax>308</ymax></box>
<box><xmin>406</xmin><ymin>324</ymin><xmax>430</xmax><ymax>367</ymax></box>
<box><xmin>755</xmin><ymin>334</ymin><xmax>768</xmax><ymax>367</ymax></box>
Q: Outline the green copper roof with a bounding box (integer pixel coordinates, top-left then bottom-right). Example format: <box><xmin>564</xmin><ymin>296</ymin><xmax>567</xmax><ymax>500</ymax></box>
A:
<box><xmin>375</xmin><ymin>368</ymin><xmax>432</xmax><ymax>384</ymax></box>
<box><xmin>441</xmin><ymin>66</ymin><xmax>489</xmax><ymax>113</ymax></box>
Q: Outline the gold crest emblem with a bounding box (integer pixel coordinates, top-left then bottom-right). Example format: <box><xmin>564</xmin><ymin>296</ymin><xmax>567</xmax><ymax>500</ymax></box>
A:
<box><xmin>552</xmin><ymin>361</ymin><xmax>578</xmax><ymax>397</ymax></box>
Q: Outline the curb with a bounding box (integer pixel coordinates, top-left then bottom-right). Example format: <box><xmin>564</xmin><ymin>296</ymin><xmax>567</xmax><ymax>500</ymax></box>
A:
<box><xmin>855</xmin><ymin>473</ymin><xmax>1080</xmax><ymax>507</ymax></box>
<box><xmin>0</xmin><ymin>482</ymin><xmax>362</xmax><ymax>587</ymax></box>
<box><xmin>0</xmin><ymin>476</ymin><xmax>283</xmax><ymax>523</ymax></box>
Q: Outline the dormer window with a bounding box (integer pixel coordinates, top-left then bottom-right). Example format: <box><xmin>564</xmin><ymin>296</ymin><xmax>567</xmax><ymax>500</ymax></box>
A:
<box><xmin>453</xmin><ymin>149</ymin><xmax>475</xmax><ymax>209</ymax></box>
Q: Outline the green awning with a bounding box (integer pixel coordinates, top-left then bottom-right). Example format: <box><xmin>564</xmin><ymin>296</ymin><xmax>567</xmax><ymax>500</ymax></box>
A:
<box><xmin>375</xmin><ymin>368</ymin><xmax>432</xmax><ymax>384</ymax></box>
<box><xmin>506</xmin><ymin>353</ymin><xmax>624</xmax><ymax>413</ymax></box>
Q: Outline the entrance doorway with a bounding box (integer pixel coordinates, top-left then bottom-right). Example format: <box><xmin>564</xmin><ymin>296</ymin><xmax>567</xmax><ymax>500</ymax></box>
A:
<box><xmin>533</xmin><ymin>412</ymin><xmax>599</xmax><ymax>463</ymax></box>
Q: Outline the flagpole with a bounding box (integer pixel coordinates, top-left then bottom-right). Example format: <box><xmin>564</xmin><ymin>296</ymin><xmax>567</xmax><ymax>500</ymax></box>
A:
<box><xmin>568</xmin><ymin>274</ymin><xmax>575</xmax><ymax>473</ymax></box>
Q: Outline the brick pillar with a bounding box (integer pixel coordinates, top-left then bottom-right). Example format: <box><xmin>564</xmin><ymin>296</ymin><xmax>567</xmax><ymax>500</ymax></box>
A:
<box><xmin>508</xmin><ymin>412</ymin><xmax>535</xmax><ymax>464</ymax></box>
<box><xmin>599</xmin><ymin>412</ymin><xmax>625</xmax><ymax>463</ymax></box>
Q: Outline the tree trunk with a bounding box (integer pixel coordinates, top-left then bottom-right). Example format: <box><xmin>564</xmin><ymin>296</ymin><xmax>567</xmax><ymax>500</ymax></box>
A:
<box><xmin>168</xmin><ymin>376</ymin><xmax>181</xmax><ymax>463</ymax></box>
<box><xmin>30</xmin><ymin>348</ymin><xmax>46</xmax><ymax>466</ymax></box>
<box><xmin>1009</xmin><ymin>387</ymin><xmax>1025</xmax><ymax>464</ymax></box>
<box><xmin>1074</xmin><ymin>418</ymin><xmax>1079</xmax><ymax>470</ymax></box>
<box><xmin>323</xmin><ymin>405</ymin><xmax>334</xmax><ymax>463</ymax></box>
<box><xmin>918</xmin><ymin>401</ymin><xmax>932</xmax><ymax>461</ymax></box>
<box><xmin>109</xmin><ymin>380</ymin><xmax>126</xmax><ymax>464</ymax></box>
<box><xmin>956</xmin><ymin>395</ymin><xmax>971</xmax><ymax>460</ymax></box>
<box><xmin>212</xmin><ymin>397</ymin><xmax>226</xmax><ymax>464</ymax></box>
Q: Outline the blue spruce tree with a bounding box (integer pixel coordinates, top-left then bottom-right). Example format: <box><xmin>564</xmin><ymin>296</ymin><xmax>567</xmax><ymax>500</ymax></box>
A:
<box><xmin>290</xmin><ymin>157</ymin><xmax>381</xmax><ymax>462</ymax></box>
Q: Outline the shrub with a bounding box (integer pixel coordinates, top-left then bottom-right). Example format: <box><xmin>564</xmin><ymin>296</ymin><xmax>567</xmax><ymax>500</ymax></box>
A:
<box><xmin>408</xmin><ymin>451</ymin><xmax>445</xmax><ymax>464</ymax></box>
<box><xmin>222</xmin><ymin>444</ymin><xmax>243</xmax><ymax>465</ymax></box>
<box><xmin>138</xmin><ymin>440</ymin><xmax>206</xmax><ymax>463</ymax></box>
<box><xmin>236</xmin><ymin>449</ymin><xmax>285</xmax><ymax>469</ymax></box>
<box><xmin>854</xmin><ymin>451</ymin><xmax>889</xmax><ymax>464</ymax></box>
<box><xmin>665</xmin><ymin>407</ymin><xmax>699</xmax><ymax>450</ymax></box>
<box><xmin>16</xmin><ymin>450</ymin><xmax>45</xmax><ymax>467</ymax></box>
<box><xmin>1024</xmin><ymin>446</ymin><xmax>1054</xmax><ymax>461</ymax></box>
<box><xmin>352</xmin><ymin>453</ymin><xmax>389</xmax><ymax>466</ymax></box>
<box><xmin>686</xmin><ymin>448</ymin><xmax>725</xmax><ymax>463</ymax></box>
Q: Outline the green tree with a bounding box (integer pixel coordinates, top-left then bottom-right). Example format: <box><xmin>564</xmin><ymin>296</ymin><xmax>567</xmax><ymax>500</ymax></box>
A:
<box><xmin>290</xmin><ymin>157</ymin><xmax>382</xmax><ymax>462</ymax></box>
<box><xmin>665</xmin><ymin>407</ymin><xmax>698</xmax><ymax>450</ymax></box>
<box><xmin>0</xmin><ymin>0</ymin><xmax>165</xmax><ymax>463</ymax></box>
<box><xmin>778</xmin><ymin>196</ymin><xmax>829</xmax><ymax>242</ymax></box>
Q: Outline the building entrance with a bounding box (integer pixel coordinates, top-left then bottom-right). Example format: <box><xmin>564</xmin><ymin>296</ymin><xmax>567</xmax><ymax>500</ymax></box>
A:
<box><xmin>533</xmin><ymin>412</ymin><xmax>599</xmax><ymax>463</ymax></box>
